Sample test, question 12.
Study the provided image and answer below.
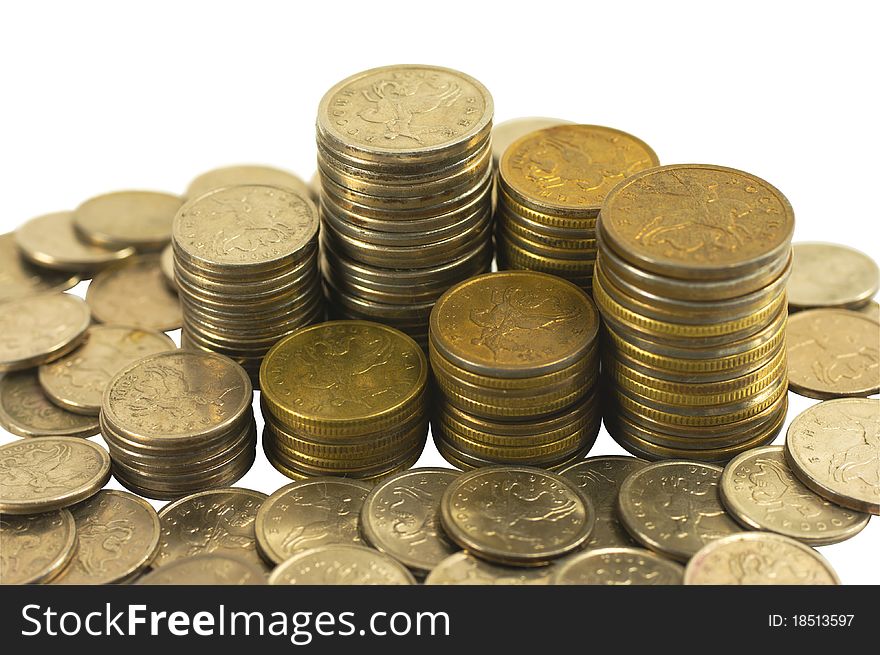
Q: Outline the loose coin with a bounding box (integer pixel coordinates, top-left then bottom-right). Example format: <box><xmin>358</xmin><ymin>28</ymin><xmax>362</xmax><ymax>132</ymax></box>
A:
<box><xmin>684</xmin><ymin>532</ymin><xmax>840</xmax><ymax>584</ymax></box>
<box><xmin>0</xmin><ymin>370</ymin><xmax>100</xmax><ymax>438</ymax></box>
<box><xmin>0</xmin><ymin>509</ymin><xmax>76</xmax><ymax>584</ymax></box>
<box><xmin>424</xmin><ymin>551</ymin><xmax>554</xmax><ymax>585</ymax></box>
<box><xmin>0</xmin><ymin>233</ymin><xmax>79</xmax><ymax>301</ymax></box>
<box><xmin>551</xmin><ymin>547</ymin><xmax>684</xmax><ymax>585</ymax></box>
<box><xmin>137</xmin><ymin>553</ymin><xmax>265</xmax><ymax>585</ymax></box>
<box><xmin>268</xmin><ymin>544</ymin><xmax>415</xmax><ymax>585</ymax></box>
<box><xmin>185</xmin><ymin>164</ymin><xmax>311</xmax><ymax>201</ymax></box>
<box><xmin>788</xmin><ymin>242</ymin><xmax>879</xmax><ymax>310</ymax></box>
<box><xmin>73</xmin><ymin>190</ymin><xmax>183</xmax><ymax>251</ymax></box>
<box><xmin>491</xmin><ymin>117</ymin><xmax>573</xmax><ymax>166</ymax></box>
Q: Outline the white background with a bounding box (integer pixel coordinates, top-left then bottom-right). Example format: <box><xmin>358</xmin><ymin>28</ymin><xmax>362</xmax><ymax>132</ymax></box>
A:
<box><xmin>1</xmin><ymin>1</ymin><xmax>877</xmax><ymax>584</ymax></box>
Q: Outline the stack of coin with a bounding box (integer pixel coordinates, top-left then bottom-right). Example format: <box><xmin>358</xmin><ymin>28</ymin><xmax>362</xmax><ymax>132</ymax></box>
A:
<box><xmin>316</xmin><ymin>65</ymin><xmax>495</xmax><ymax>348</ymax></box>
<box><xmin>595</xmin><ymin>164</ymin><xmax>794</xmax><ymax>461</ymax></box>
<box><xmin>259</xmin><ymin>321</ymin><xmax>429</xmax><ymax>481</ymax></box>
<box><xmin>429</xmin><ymin>272</ymin><xmax>600</xmax><ymax>469</ymax></box>
<box><xmin>495</xmin><ymin>125</ymin><xmax>659</xmax><ymax>293</ymax></box>
<box><xmin>172</xmin><ymin>184</ymin><xmax>322</xmax><ymax>384</ymax></box>
<box><xmin>100</xmin><ymin>351</ymin><xmax>256</xmax><ymax>499</ymax></box>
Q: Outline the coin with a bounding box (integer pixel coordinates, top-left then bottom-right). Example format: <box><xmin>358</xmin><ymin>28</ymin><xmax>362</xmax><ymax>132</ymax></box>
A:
<box><xmin>73</xmin><ymin>190</ymin><xmax>183</xmax><ymax>251</ymax></box>
<box><xmin>137</xmin><ymin>553</ymin><xmax>265</xmax><ymax>585</ymax></box>
<box><xmin>159</xmin><ymin>243</ymin><xmax>175</xmax><ymax>288</ymax></box>
<box><xmin>51</xmin><ymin>489</ymin><xmax>160</xmax><ymax>584</ymax></box>
<box><xmin>0</xmin><ymin>233</ymin><xmax>79</xmax><ymax>301</ymax></box>
<box><xmin>0</xmin><ymin>509</ymin><xmax>76</xmax><ymax>584</ymax></box>
<box><xmin>0</xmin><ymin>437</ymin><xmax>110</xmax><ymax>514</ymax></box>
<box><xmin>0</xmin><ymin>293</ymin><xmax>91</xmax><ymax>372</ymax></box>
<box><xmin>185</xmin><ymin>164</ymin><xmax>311</xmax><ymax>200</ymax></box>
<box><xmin>424</xmin><ymin>551</ymin><xmax>554</xmax><ymax>585</ymax></box>
<box><xmin>787</xmin><ymin>309</ymin><xmax>879</xmax><ymax>399</ymax></box>
<box><xmin>551</xmin><ymin>547</ymin><xmax>684</xmax><ymax>585</ymax></box>
<box><xmin>788</xmin><ymin>242</ymin><xmax>879</xmax><ymax>310</ymax></box>
<box><xmin>0</xmin><ymin>371</ymin><xmax>99</xmax><ymax>438</ymax></box>
<box><xmin>268</xmin><ymin>544</ymin><xmax>415</xmax><ymax>585</ymax></box>
<box><xmin>785</xmin><ymin>398</ymin><xmax>879</xmax><ymax>515</ymax></box>
<box><xmin>38</xmin><ymin>326</ymin><xmax>176</xmax><ymax>415</ymax></box>
<box><xmin>15</xmin><ymin>211</ymin><xmax>135</xmax><ymax>273</ymax></box>
<box><xmin>86</xmin><ymin>255</ymin><xmax>182</xmax><ymax>331</ymax></box>
<box><xmin>491</xmin><ymin>117</ymin><xmax>573</xmax><ymax>165</ymax></box>
<box><xmin>359</xmin><ymin>468</ymin><xmax>459</xmax><ymax>574</ymax></box>
<box><xmin>684</xmin><ymin>532</ymin><xmax>840</xmax><ymax>585</ymax></box>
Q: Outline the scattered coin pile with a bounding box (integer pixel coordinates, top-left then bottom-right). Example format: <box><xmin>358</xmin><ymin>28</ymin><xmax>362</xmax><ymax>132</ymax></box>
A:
<box><xmin>317</xmin><ymin>64</ymin><xmax>495</xmax><ymax>348</ymax></box>
<box><xmin>429</xmin><ymin>271</ymin><xmax>601</xmax><ymax>469</ymax></box>
<box><xmin>595</xmin><ymin>164</ymin><xmax>795</xmax><ymax>461</ymax></box>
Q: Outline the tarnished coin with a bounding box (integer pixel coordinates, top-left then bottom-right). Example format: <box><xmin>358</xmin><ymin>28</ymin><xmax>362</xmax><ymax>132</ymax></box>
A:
<box><xmin>618</xmin><ymin>461</ymin><xmax>741</xmax><ymax>562</ymax></box>
<box><xmin>491</xmin><ymin>117</ymin><xmax>573</xmax><ymax>166</ymax></box>
<box><xmin>185</xmin><ymin>164</ymin><xmax>311</xmax><ymax>201</ymax></box>
<box><xmin>159</xmin><ymin>244</ymin><xmax>175</xmax><ymax>287</ymax></box>
<box><xmin>255</xmin><ymin>478</ymin><xmax>372</xmax><ymax>565</ymax></box>
<box><xmin>15</xmin><ymin>211</ymin><xmax>135</xmax><ymax>272</ymax></box>
<box><xmin>424</xmin><ymin>552</ymin><xmax>554</xmax><ymax>585</ymax></box>
<box><xmin>787</xmin><ymin>309</ymin><xmax>879</xmax><ymax>399</ymax></box>
<box><xmin>73</xmin><ymin>190</ymin><xmax>183</xmax><ymax>251</ymax></box>
<box><xmin>559</xmin><ymin>456</ymin><xmax>649</xmax><ymax>548</ymax></box>
<box><xmin>684</xmin><ymin>532</ymin><xmax>840</xmax><ymax>585</ymax></box>
<box><xmin>0</xmin><ymin>294</ymin><xmax>91</xmax><ymax>372</ymax></box>
<box><xmin>268</xmin><ymin>544</ymin><xmax>416</xmax><ymax>585</ymax></box>
<box><xmin>0</xmin><ymin>509</ymin><xmax>76</xmax><ymax>584</ymax></box>
<box><xmin>38</xmin><ymin>326</ymin><xmax>176</xmax><ymax>415</ymax></box>
<box><xmin>0</xmin><ymin>371</ymin><xmax>99</xmax><ymax>438</ymax></box>
<box><xmin>440</xmin><ymin>466</ymin><xmax>594</xmax><ymax>565</ymax></box>
<box><xmin>785</xmin><ymin>398</ymin><xmax>879</xmax><ymax>515</ymax></box>
<box><xmin>52</xmin><ymin>490</ymin><xmax>160</xmax><ymax>584</ymax></box>
<box><xmin>721</xmin><ymin>445</ymin><xmax>870</xmax><ymax>544</ymax></box>
<box><xmin>137</xmin><ymin>553</ymin><xmax>265</xmax><ymax>585</ymax></box>
<box><xmin>360</xmin><ymin>468</ymin><xmax>459</xmax><ymax>574</ymax></box>
<box><xmin>788</xmin><ymin>242</ymin><xmax>880</xmax><ymax>310</ymax></box>
<box><xmin>0</xmin><ymin>233</ymin><xmax>79</xmax><ymax>301</ymax></box>
<box><xmin>552</xmin><ymin>547</ymin><xmax>684</xmax><ymax>585</ymax></box>
<box><xmin>86</xmin><ymin>255</ymin><xmax>182</xmax><ymax>331</ymax></box>
<box><xmin>155</xmin><ymin>487</ymin><xmax>268</xmax><ymax>572</ymax></box>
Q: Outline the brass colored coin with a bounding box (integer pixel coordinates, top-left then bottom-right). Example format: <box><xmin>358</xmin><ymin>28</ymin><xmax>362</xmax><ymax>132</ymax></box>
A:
<box><xmin>684</xmin><ymin>532</ymin><xmax>840</xmax><ymax>585</ymax></box>
<box><xmin>785</xmin><ymin>398</ymin><xmax>879</xmax><ymax>515</ymax></box>
<box><xmin>268</xmin><ymin>544</ymin><xmax>416</xmax><ymax>585</ymax></box>
<box><xmin>0</xmin><ymin>509</ymin><xmax>76</xmax><ymax>584</ymax></box>
<box><xmin>185</xmin><ymin>164</ymin><xmax>311</xmax><ymax>200</ymax></box>
<box><xmin>617</xmin><ymin>461</ymin><xmax>741</xmax><ymax>562</ymax></box>
<box><xmin>137</xmin><ymin>553</ymin><xmax>265</xmax><ymax>585</ymax></box>
<box><xmin>74</xmin><ymin>190</ymin><xmax>183</xmax><ymax>251</ymax></box>
<box><xmin>0</xmin><ymin>294</ymin><xmax>91</xmax><ymax>372</ymax></box>
<box><xmin>440</xmin><ymin>466</ymin><xmax>594</xmax><ymax>565</ymax></box>
<box><xmin>0</xmin><ymin>371</ymin><xmax>99</xmax><ymax>438</ymax></box>
<box><xmin>0</xmin><ymin>233</ymin><xmax>79</xmax><ymax>301</ymax></box>
<box><xmin>491</xmin><ymin>117</ymin><xmax>573</xmax><ymax>166</ymax></box>
<box><xmin>552</xmin><ymin>547</ymin><xmax>684</xmax><ymax>585</ymax></box>
<box><xmin>424</xmin><ymin>551</ymin><xmax>553</xmax><ymax>585</ymax></box>
<box><xmin>788</xmin><ymin>242</ymin><xmax>879</xmax><ymax>310</ymax></box>
<box><xmin>787</xmin><ymin>309</ymin><xmax>879</xmax><ymax>399</ymax></box>
<box><xmin>857</xmin><ymin>300</ymin><xmax>879</xmax><ymax>321</ymax></box>
<box><xmin>39</xmin><ymin>326</ymin><xmax>175</xmax><ymax>415</ymax></box>
<box><xmin>51</xmin><ymin>489</ymin><xmax>160</xmax><ymax>584</ymax></box>
<box><xmin>159</xmin><ymin>243</ymin><xmax>175</xmax><ymax>287</ymax></box>
<box><xmin>497</xmin><ymin>239</ymin><xmax>596</xmax><ymax>276</ymax></box>
<box><xmin>721</xmin><ymin>446</ymin><xmax>870</xmax><ymax>545</ymax></box>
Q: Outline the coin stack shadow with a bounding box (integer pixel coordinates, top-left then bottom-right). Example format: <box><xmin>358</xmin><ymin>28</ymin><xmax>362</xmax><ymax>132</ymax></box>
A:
<box><xmin>595</xmin><ymin>164</ymin><xmax>793</xmax><ymax>461</ymax></box>
<box><xmin>316</xmin><ymin>65</ymin><xmax>495</xmax><ymax>350</ymax></box>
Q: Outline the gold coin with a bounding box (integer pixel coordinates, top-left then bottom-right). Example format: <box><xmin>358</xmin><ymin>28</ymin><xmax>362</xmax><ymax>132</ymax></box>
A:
<box><xmin>268</xmin><ymin>544</ymin><xmax>415</xmax><ymax>585</ymax></box>
<box><xmin>73</xmin><ymin>190</ymin><xmax>183</xmax><ymax>251</ymax></box>
<box><xmin>552</xmin><ymin>547</ymin><xmax>684</xmax><ymax>585</ymax></box>
<box><xmin>491</xmin><ymin>117</ymin><xmax>573</xmax><ymax>166</ymax></box>
<box><xmin>137</xmin><ymin>554</ymin><xmax>265</xmax><ymax>585</ymax></box>
<box><xmin>185</xmin><ymin>164</ymin><xmax>311</xmax><ymax>201</ymax></box>
<box><xmin>788</xmin><ymin>242</ymin><xmax>879</xmax><ymax>310</ymax></box>
<box><xmin>497</xmin><ymin>239</ymin><xmax>596</xmax><ymax>276</ymax></box>
<box><xmin>435</xmin><ymin>376</ymin><xmax>591</xmax><ymax>420</ymax></box>
<box><xmin>424</xmin><ymin>551</ymin><xmax>553</xmax><ymax>585</ymax></box>
<box><xmin>0</xmin><ymin>509</ymin><xmax>76</xmax><ymax>584</ymax></box>
<box><xmin>0</xmin><ymin>370</ymin><xmax>99</xmax><ymax>438</ymax></box>
<box><xmin>0</xmin><ymin>233</ymin><xmax>79</xmax><ymax>301</ymax></box>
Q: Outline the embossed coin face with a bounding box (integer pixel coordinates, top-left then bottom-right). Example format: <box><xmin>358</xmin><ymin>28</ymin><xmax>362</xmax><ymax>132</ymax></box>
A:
<box><xmin>255</xmin><ymin>478</ymin><xmax>372</xmax><ymax>565</ymax></box>
<box><xmin>788</xmin><ymin>242</ymin><xmax>880</xmax><ymax>310</ymax></box>
<box><xmin>491</xmin><ymin>117</ymin><xmax>573</xmax><ymax>166</ymax></box>
<box><xmin>440</xmin><ymin>466</ymin><xmax>595</xmax><ymax>565</ymax></box>
<box><xmin>0</xmin><ymin>294</ymin><xmax>91</xmax><ymax>372</ymax></box>
<box><xmin>0</xmin><ymin>437</ymin><xmax>110</xmax><ymax>514</ymax></box>
<box><xmin>0</xmin><ymin>509</ymin><xmax>76</xmax><ymax>584</ymax></box>
<box><xmin>73</xmin><ymin>190</ymin><xmax>183</xmax><ymax>251</ymax></box>
<box><xmin>268</xmin><ymin>544</ymin><xmax>416</xmax><ymax>585</ymax></box>
<box><xmin>52</xmin><ymin>489</ymin><xmax>160</xmax><ymax>584</ymax></box>
<box><xmin>86</xmin><ymin>255</ymin><xmax>182</xmax><ymax>331</ymax></box>
<box><xmin>617</xmin><ymin>461</ymin><xmax>741</xmax><ymax>562</ymax></box>
<box><xmin>785</xmin><ymin>398</ymin><xmax>879</xmax><ymax>514</ymax></box>
<box><xmin>787</xmin><ymin>309</ymin><xmax>879</xmax><ymax>399</ymax></box>
<box><xmin>0</xmin><ymin>371</ymin><xmax>99</xmax><ymax>438</ymax></box>
<box><xmin>424</xmin><ymin>551</ymin><xmax>554</xmax><ymax>585</ymax></box>
<box><xmin>600</xmin><ymin>164</ymin><xmax>795</xmax><ymax>279</ymax></box>
<box><xmin>137</xmin><ymin>553</ymin><xmax>265</xmax><ymax>585</ymax></box>
<box><xmin>552</xmin><ymin>547</ymin><xmax>684</xmax><ymax>585</ymax></box>
<box><xmin>684</xmin><ymin>532</ymin><xmax>840</xmax><ymax>585</ymax></box>
<box><xmin>559</xmin><ymin>456</ymin><xmax>649</xmax><ymax>549</ymax></box>
<box><xmin>0</xmin><ymin>233</ymin><xmax>79</xmax><ymax>301</ymax></box>
<box><xmin>360</xmin><ymin>468</ymin><xmax>459</xmax><ymax>574</ymax></box>
<box><xmin>39</xmin><ymin>326</ymin><xmax>176</xmax><ymax>415</ymax></box>
<box><xmin>430</xmin><ymin>272</ymin><xmax>598</xmax><ymax>378</ymax></box>
<box><xmin>155</xmin><ymin>487</ymin><xmax>268</xmax><ymax>572</ymax></box>
<box><xmin>186</xmin><ymin>164</ymin><xmax>311</xmax><ymax>201</ymax></box>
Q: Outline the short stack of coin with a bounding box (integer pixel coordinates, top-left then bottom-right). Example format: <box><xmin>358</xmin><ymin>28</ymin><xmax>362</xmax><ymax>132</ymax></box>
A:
<box><xmin>172</xmin><ymin>185</ymin><xmax>322</xmax><ymax>385</ymax></box>
<box><xmin>429</xmin><ymin>271</ymin><xmax>600</xmax><ymax>469</ymax></box>
<box><xmin>496</xmin><ymin>125</ymin><xmax>659</xmax><ymax>294</ymax></box>
<box><xmin>259</xmin><ymin>321</ymin><xmax>429</xmax><ymax>481</ymax></box>
<box><xmin>595</xmin><ymin>164</ymin><xmax>794</xmax><ymax>462</ymax></box>
<box><xmin>316</xmin><ymin>64</ymin><xmax>495</xmax><ymax>348</ymax></box>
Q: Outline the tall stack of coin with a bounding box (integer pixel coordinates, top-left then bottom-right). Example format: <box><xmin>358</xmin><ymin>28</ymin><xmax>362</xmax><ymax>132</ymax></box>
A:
<box><xmin>172</xmin><ymin>185</ymin><xmax>322</xmax><ymax>384</ymax></box>
<box><xmin>595</xmin><ymin>164</ymin><xmax>794</xmax><ymax>461</ymax></box>
<box><xmin>429</xmin><ymin>272</ymin><xmax>600</xmax><ymax>469</ymax></box>
<box><xmin>259</xmin><ymin>321</ymin><xmax>429</xmax><ymax>481</ymax></box>
<box><xmin>316</xmin><ymin>65</ymin><xmax>495</xmax><ymax>348</ymax></box>
<box><xmin>495</xmin><ymin>125</ymin><xmax>659</xmax><ymax>293</ymax></box>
